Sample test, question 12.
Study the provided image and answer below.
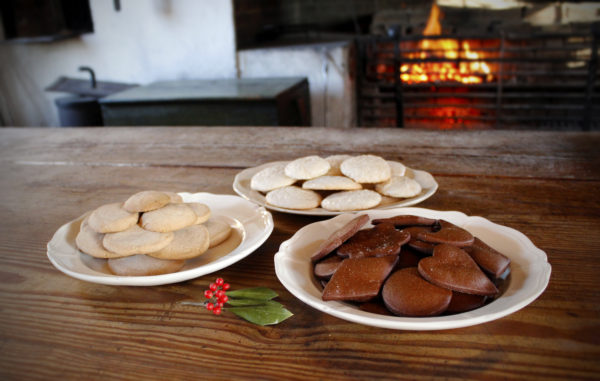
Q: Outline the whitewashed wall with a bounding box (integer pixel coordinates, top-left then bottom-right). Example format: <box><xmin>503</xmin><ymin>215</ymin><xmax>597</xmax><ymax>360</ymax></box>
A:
<box><xmin>237</xmin><ymin>42</ymin><xmax>356</xmax><ymax>128</ymax></box>
<box><xmin>0</xmin><ymin>0</ymin><xmax>236</xmax><ymax>126</ymax></box>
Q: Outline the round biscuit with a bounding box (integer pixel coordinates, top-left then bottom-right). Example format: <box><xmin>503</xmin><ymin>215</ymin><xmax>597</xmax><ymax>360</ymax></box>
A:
<box><xmin>187</xmin><ymin>202</ymin><xmax>211</xmax><ymax>224</ymax></box>
<box><xmin>87</xmin><ymin>202</ymin><xmax>139</xmax><ymax>233</ymax></box>
<box><xmin>325</xmin><ymin>154</ymin><xmax>353</xmax><ymax>175</ymax></box>
<box><xmin>302</xmin><ymin>175</ymin><xmax>362</xmax><ymax>191</ymax></box>
<box><xmin>140</xmin><ymin>203</ymin><xmax>197</xmax><ymax>232</ymax></box>
<box><xmin>378</xmin><ymin>194</ymin><xmax>401</xmax><ymax>206</ymax></box>
<box><xmin>108</xmin><ymin>255</ymin><xmax>184</xmax><ymax>276</ymax></box>
<box><xmin>387</xmin><ymin>160</ymin><xmax>407</xmax><ymax>177</ymax></box>
<box><xmin>123</xmin><ymin>190</ymin><xmax>171</xmax><ymax>212</ymax></box>
<box><xmin>148</xmin><ymin>224</ymin><xmax>210</xmax><ymax>260</ymax></box>
<box><xmin>284</xmin><ymin>156</ymin><xmax>330</xmax><ymax>180</ymax></box>
<box><xmin>103</xmin><ymin>224</ymin><xmax>174</xmax><ymax>256</ymax></box>
<box><xmin>250</xmin><ymin>163</ymin><xmax>296</xmax><ymax>192</ymax></box>
<box><xmin>75</xmin><ymin>217</ymin><xmax>129</xmax><ymax>259</ymax></box>
<box><xmin>340</xmin><ymin>155</ymin><xmax>391</xmax><ymax>183</ymax></box>
<box><xmin>163</xmin><ymin>191</ymin><xmax>183</xmax><ymax>203</ymax></box>
<box><xmin>204</xmin><ymin>217</ymin><xmax>232</xmax><ymax>248</ymax></box>
<box><xmin>265</xmin><ymin>186</ymin><xmax>322</xmax><ymax>210</ymax></box>
<box><xmin>321</xmin><ymin>189</ymin><xmax>382</xmax><ymax>211</ymax></box>
<box><xmin>375</xmin><ymin>175</ymin><xmax>422</xmax><ymax>198</ymax></box>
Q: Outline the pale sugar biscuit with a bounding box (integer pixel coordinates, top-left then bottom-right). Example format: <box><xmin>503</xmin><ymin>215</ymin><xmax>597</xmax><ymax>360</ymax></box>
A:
<box><xmin>163</xmin><ymin>191</ymin><xmax>183</xmax><ymax>203</ymax></box>
<box><xmin>87</xmin><ymin>202</ymin><xmax>139</xmax><ymax>233</ymax></box>
<box><xmin>378</xmin><ymin>194</ymin><xmax>401</xmax><ymax>206</ymax></box>
<box><xmin>284</xmin><ymin>156</ymin><xmax>330</xmax><ymax>180</ymax></box>
<box><xmin>108</xmin><ymin>254</ymin><xmax>184</xmax><ymax>276</ymax></box>
<box><xmin>148</xmin><ymin>224</ymin><xmax>210</xmax><ymax>260</ymax></box>
<box><xmin>325</xmin><ymin>155</ymin><xmax>353</xmax><ymax>176</ymax></box>
<box><xmin>375</xmin><ymin>176</ymin><xmax>422</xmax><ymax>198</ymax></box>
<box><xmin>302</xmin><ymin>176</ymin><xmax>362</xmax><ymax>191</ymax></box>
<box><xmin>187</xmin><ymin>202</ymin><xmax>211</xmax><ymax>224</ymax></box>
<box><xmin>266</xmin><ymin>186</ymin><xmax>322</xmax><ymax>210</ymax></box>
<box><xmin>204</xmin><ymin>217</ymin><xmax>233</xmax><ymax>248</ymax></box>
<box><xmin>340</xmin><ymin>155</ymin><xmax>391</xmax><ymax>183</ymax></box>
<box><xmin>103</xmin><ymin>224</ymin><xmax>174</xmax><ymax>256</ymax></box>
<box><xmin>250</xmin><ymin>163</ymin><xmax>296</xmax><ymax>192</ymax></box>
<box><xmin>321</xmin><ymin>190</ymin><xmax>382</xmax><ymax>211</ymax></box>
<box><xmin>140</xmin><ymin>203</ymin><xmax>197</xmax><ymax>232</ymax></box>
<box><xmin>123</xmin><ymin>190</ymin><xmax>171</xmax><ymax>213</ymax></box>
<box><xmin>75</xmin><ymin>217</ymin><xmax>129</xmax><ymax>259</ymax></box>
<box><xmin>387</xmin><ymin>161</ymin><xmax>407</xmax><ymax>177</ymax></box>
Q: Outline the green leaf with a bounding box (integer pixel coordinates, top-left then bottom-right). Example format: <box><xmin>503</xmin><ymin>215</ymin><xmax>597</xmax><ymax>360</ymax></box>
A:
<box><xmin>226</xmin><ymin>301</ymin><xmax>293</xmax><ymax>326</ymax></box>
<box><xmin>229</xmin><ymin>300</ymin><xmax>281</xmax><ymax>308</ymax></box>
<box><xmin>226</xmin><ymin>287</ymin><xmax>278</xmax><ymax>301</ymax></box>
<box><xmin>226</xmin><ymin>298</ymin><xmax>273</xmax><ymax>306</ymax></box>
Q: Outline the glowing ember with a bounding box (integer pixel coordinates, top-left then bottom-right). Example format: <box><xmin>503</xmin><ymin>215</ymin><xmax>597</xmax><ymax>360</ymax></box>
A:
<box><xmin>400</xmin><ymin>3</ymin><xmax>492</xmax><ymax>84</ymax></box>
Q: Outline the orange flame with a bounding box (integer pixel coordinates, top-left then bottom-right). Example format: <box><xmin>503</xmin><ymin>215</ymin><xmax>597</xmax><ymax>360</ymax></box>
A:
<box><xmin>423</xmin><ymin>2</ymin><xmax>442</xmax><ymax>35</ymax></box>
<box><xmin>400</xmin><ymin>3</ymin><xmax>492</xmax><ymax>84</ymax></box>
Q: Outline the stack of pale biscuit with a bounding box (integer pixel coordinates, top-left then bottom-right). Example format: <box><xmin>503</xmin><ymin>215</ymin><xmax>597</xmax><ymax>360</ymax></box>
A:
<box><xmin>76</xmin><ymin>190</ymin><xmax>232</xmax><ymax>276</ymax></box>
<box><xmin>250</xmin><ymin>154</ymin><xmax>423</xmax><ymax>211</ymax></box>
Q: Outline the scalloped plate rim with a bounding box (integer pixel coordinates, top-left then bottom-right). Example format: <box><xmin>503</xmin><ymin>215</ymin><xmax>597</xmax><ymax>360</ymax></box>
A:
<box><xmin>274</xmin><ymin>207</ymin><xmax>551</xmax><ymax>330</ymax></box>
<box><xmin>47</xmin><ymin>192</ymin><xmax>274</xmax><ymax>286</ymax></box>
<box><xmin>233</xmin><ymin>160</ymin><xmax>439</xmax><ymax>216</ymax></box>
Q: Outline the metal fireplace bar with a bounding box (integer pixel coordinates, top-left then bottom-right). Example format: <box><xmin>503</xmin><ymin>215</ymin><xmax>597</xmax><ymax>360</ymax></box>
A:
<box><xmin>356</xmin><ymin>27</ymin><xmax>599</xmax><ymax>130</ymax></box>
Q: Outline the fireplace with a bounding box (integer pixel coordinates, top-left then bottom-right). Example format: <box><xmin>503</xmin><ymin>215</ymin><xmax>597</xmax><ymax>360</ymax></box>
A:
<box><xmin>233</xmin><ymin>0</ymin><xmax>599</xmax><ymax>130</ymax></box>
<box><xmin>356</xmin><ymin>5</ymin><xmax>600</xmax><ymax>130</ymax></box>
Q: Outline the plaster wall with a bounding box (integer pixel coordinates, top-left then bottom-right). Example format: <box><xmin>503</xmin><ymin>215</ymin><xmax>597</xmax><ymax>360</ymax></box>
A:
<box><xmin>238</xmin><ymin>42</ymin><xmax>356</xmax><ymax>128</ymax></box>
<box><xmin>0</xmin><ymin>0</ymin><xmax>237</xmax><ymax>126</ymax></box>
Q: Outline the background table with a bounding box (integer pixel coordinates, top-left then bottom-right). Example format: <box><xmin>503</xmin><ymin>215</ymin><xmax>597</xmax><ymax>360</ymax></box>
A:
<box><xmin>0</xmin><ymin>127</ymin><xmax>598</xmax><ymax>380</ymax></box>
<box><xmin>99</xmin><ymin>78</ymin><xmax>311</xmax><ymax>127</ymax></box>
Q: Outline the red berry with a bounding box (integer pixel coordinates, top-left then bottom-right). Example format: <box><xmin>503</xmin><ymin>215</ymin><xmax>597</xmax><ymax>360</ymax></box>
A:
<box><xmin>216</xmin><ymin>302</ymin><xmax>224</xmax><ymax>308</ymax></box>
<box><xmin>215</xmin><ymin>290</ymin><xmax>225</xmax><ymax>298</ymax></box>
<box><xmin>219</xmin><ymin>295</ymin><xmax>229</xmax><ymax>303</ymax></box>
<box><xmin>204</xmin><ymin>290</ymin><xmax>213</xmax><ymax>299</ymax></box>
<box><xmin>209</xmin><ymin>283</ymin><xmax>218</xmax><ymax>291</ymax></box>
<box><xmin>222</xmin><ymin>283</ymin><xmax>230</xmax><ymax>290</ymax></box>
<box><xmin>206</xmin><ymin>302</ymin><xmax>214</xmax><ymax>311</ymax></box>
<box><xmin>213</xmin><ymin>306</ymin><xmax>222</xmax><ymax>315</ymax></box>
<box><xmin>215</xmin><ymin>278</ymin><xmax>224</xmax><ymax>286</ymax></box>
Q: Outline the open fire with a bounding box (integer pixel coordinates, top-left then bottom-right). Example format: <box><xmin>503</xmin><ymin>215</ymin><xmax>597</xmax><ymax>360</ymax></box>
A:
<box><xmin>376</xmin><ymin>4</ymin><xmax>493</xmax><ymax>85</ymax></box>
<box><xmin>399</xmin><ymin>39</ymin><xmax>492</xmax><ymax>84</ymax></box>
<box><xmin>358</xmin><ymin>3</ymin><xmax>598</xmax><ymax>130</ymax></box>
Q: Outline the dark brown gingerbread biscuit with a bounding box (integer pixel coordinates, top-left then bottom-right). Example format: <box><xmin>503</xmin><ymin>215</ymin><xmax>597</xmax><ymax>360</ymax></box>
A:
<box><xmin>382</xmin><ymin>267</ymin><xmax>452</xmax><ymax>317</ymax></box>
<box><xmin>336</xmin><ymin>223</ymin><xmax>410</xmax><ymax>259</ymax></box>
<box><xmin>359</xmin><ymin>300</ymin><xmax>393</xmax><ymax>315</ymax></box>
<box><xmin>446</xmin><ymin>291</ymin><xmax>487</xmax><ymax>313</ymax></box>
<box><xmin>396</xmin><ymin>246</ymin><xmax>422</xmax><ymax>269</ymax></box>
<box><xmin>463</xmin><ymin>237</ymin><xmax>511</xmax><ymax>278</ymax></box>
<box><xmin>372</xmin><ymin>215</ymin><xmax>437</xmax><ymax>228</ymax></box>
<box><xmin>314</xmin><ymin>255</ymin><xmax>343</xmax><ymax>280</ymax></box>
<box><xmin>407</xmin><ymin>239</ymin><xmax>437</xmax><ymax>255</ymax></box>
<box><xmin>418</xmin><ymin>244</ymin><xmax>499</xmax><ymax>296</ymax></box>
<box><xmin>403</xmin><ymin>226</ymin><xmax>437</xmax><ymax>255</ymax></box>
<box><xmin>311</xmin><ymin>214</ymin><xmax>370</xmax><ymax>263</ymax></box>
<box><xmin>416</xmin><ymin>220</ymin><xmax>474</xmax><ymax>247</ymax></box>
<box><xmin>322</xmin><ymin>255</ymin><xmax>398</xmax><ymax>302</ymax></box>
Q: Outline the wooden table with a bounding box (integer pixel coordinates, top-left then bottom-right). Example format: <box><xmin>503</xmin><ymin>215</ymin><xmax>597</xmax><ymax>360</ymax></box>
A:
<box><xmin>1</xmin><ymin>127</ymin><xmax>598</xmax><ymax>380</ymax></box>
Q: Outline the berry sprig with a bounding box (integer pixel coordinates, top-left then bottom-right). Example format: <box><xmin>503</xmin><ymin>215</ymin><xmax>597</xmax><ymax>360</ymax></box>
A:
<box><xmin>182</xmin><ymin>277</ymin><xmax>293</xmax><ymax>325</ymax></box>
<box><xmin>203</xmin><ymin>277</ymin><xmax>230</xmax><ymax>315</ymax></box>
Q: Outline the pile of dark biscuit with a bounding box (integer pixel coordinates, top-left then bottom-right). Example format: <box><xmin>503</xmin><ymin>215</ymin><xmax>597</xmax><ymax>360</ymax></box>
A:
<box><xmin>311</xmin><ymin>215</ymin><xmax>511</xmax><ymax>317</ymax></box>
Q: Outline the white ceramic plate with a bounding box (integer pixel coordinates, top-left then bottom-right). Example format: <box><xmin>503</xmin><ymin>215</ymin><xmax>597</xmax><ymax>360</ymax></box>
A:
<box><xmin>274</xmin><ymin>207</ymin><xmax>551</xmax><ymax>330</ymax></box>
<box><xmin>233</xmin><ymin>161</ymin><xmax>438</xmax><ymax>216</ymax></box>
<box><xmin>47</xmin><ymin>193</ymin><xmax>274</xmax><ymax>286</ymax></box>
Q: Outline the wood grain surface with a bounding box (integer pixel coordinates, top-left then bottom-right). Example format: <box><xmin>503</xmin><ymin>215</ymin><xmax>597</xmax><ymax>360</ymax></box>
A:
<box><xmin>0</xmin><ymin>127</ymin><xmax>599</xmax><ymax>380</ymax></box>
